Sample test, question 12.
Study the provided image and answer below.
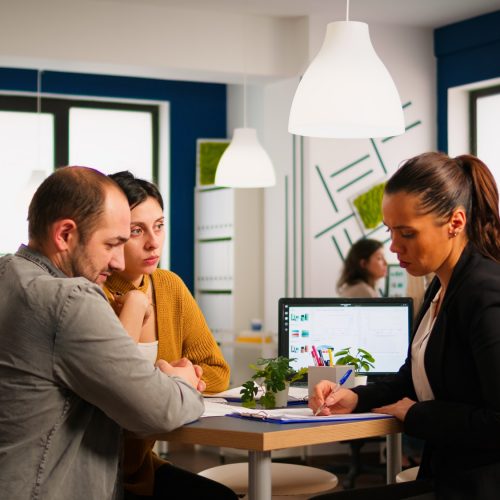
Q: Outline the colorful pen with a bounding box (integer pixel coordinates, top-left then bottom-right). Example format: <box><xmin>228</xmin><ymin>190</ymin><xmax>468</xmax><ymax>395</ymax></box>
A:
<box><xmin>314</xmin><ymin>369</ymin><xmax>353</xmax><ymax>416</ymax></box>
<box><xmin>310</xmin><ymin>351</ymin><xmax>318</xmax><ymax>366</ymax></box>
<box><xmin>311</xmin><ymin>345</ymin><xmax>322</xmax><ymax>366</ymax></box>
<box><xmin>317</xmin><ymin>349</ymin><xmax>325</xmax><ymax>366</ymax></box>
<box><xmin>328</xmin><ymin>348</ymin><xmax>334</xmax><ymax>366</ymax></box>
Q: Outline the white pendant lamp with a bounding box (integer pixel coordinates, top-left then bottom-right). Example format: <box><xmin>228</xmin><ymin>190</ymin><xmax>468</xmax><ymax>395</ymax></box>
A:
<box><xmin>288</xmin><ymin>0</ymin><xmax>404</xmax><ymax>138</ymax></box>
<box><xmin>215</xmin><ymin>127</ymin><xmax>276</xmax><ymax>187</ymax></box>
<box><xmin>215</xmin><ymin>75</ymin><xmax>276</xmax><ymax>188</ymax></box>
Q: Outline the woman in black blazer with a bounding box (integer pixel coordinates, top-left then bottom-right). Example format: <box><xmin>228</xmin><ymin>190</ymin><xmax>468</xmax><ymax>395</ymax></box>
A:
<box><xmin>311</xmin><ymin>152</ymin><xmax>500</xmax><ymax>500</ymax></box>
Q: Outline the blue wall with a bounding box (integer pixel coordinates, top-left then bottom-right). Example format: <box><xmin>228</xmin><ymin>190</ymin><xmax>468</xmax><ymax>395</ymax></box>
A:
<box><xmin>0</xmin><ymin>68</ymin><xmax>227</xmax><ymax>291</ymax></box>
<box><xmin>434</xmin><ymin>10</ymin><xmax>500</xmax><ymax>152</ymax></box>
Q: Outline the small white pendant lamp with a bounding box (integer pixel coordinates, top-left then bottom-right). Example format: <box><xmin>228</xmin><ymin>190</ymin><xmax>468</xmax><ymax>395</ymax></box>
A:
<box><xmin>288</xmin><ymin>0</ymin><xmax>404</xmax><ymax>138</ymax></box>
<box><xmin>215</xmin><ymin>127</ymin><xmax>276</xmax><ymax>187</ymax></box>
<box><xmin>215</xmin><ymin>76</ymin><xmax>276</xmax><ymax>188</ymax></box>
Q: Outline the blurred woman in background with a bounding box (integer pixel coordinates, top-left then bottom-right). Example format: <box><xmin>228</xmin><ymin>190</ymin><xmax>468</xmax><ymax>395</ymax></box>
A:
<box><xmin>337</xmin><ymin>238</ymin><xmax>387</xmax><ymax>298</ymax></box>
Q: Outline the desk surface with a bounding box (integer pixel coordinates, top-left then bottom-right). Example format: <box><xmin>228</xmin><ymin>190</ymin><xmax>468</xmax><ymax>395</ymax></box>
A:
<box><xmin>153</xmin><ymin>415</ymin><xmax>403</xmax><ymax>452</ymax></box>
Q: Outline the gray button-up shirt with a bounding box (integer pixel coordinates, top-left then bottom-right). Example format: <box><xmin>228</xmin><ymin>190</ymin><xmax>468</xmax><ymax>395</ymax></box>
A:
<box><xmin>0</xmin><ymin>246</ymin><xmax>204</xmax><ymax>500</ymax></box>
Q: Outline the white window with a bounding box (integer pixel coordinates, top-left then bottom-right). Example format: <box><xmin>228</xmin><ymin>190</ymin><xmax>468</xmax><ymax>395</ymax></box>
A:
<box><xmin>475</xmin><ymin>91</ymin><xmax>500</xmax><ymax>183</ymax></box>
<box><xmin>0</xmin><ymin>111</ymin><xmax>54</xmax><ymax>254</ymax></box>
<box><xmin>69</xmin><ymin>107</ymin><xmax>153</xmax><ymax>181</ymax></box>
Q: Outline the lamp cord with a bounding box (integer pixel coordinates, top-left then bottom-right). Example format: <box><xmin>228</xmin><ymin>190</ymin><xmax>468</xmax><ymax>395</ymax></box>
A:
<box><xmin>37</xmin><ymin>70</ymin><xmax>42</xmax><ymax>114</ymax></box>
<box><xmin>37</xmin><ymin>69</ymin><xmax>43</xmax><ymax>170</ymax></box>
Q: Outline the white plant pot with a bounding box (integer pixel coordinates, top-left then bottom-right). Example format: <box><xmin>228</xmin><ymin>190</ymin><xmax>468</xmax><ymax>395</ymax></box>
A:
<box><xmin>354</xmin><ymin>375</ymin><xmax>368</xmax><ymax>386</ymax></box>
<box><xmin>271</xmin><ymin>382</ymin><xmax>290</xmax><ymax>408</ymax></box>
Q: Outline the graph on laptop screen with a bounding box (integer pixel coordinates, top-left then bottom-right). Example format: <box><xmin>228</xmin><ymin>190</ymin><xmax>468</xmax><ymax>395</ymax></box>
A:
<box><xmin>278</xmin><ymin>297</ymin><xmax>413</xmax><ymax>376</ymax></box>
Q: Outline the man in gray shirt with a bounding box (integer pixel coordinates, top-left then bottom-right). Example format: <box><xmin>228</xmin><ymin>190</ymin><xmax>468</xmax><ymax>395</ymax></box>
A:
<box><xmin>0</xmin><ymin>167</ymin><xmax>214</xmax><ymax>499</ymax></box>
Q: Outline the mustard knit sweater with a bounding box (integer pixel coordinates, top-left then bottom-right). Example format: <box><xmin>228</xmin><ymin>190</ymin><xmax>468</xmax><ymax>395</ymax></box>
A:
<box><xmin>103</xmin><ymin>269</ymin><xmax>230</xmax><ymax>496</ymax></box>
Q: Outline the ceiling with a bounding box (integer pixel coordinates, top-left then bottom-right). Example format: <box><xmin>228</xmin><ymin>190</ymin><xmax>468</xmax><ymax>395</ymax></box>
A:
<box><xmin>112</xmin><ymin>0</ymin><xmax>500</xmax><ymax>28</ymax></box>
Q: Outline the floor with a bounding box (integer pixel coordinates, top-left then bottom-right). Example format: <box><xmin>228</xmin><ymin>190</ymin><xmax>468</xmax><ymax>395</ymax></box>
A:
<box><xmin>162</xmin><ymin>441</ymin><xmax>387</xmax><ymax>496</ymax></box>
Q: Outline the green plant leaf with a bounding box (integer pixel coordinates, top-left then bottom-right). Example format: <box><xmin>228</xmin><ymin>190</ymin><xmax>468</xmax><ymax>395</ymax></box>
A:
<box><xmin>333</xmin><ymin>346</ymin><xmax>375</xmax><ymax>373</ymax></box>
<box><xmin>240</xmin><ymin>356</ymin><xmax>302</xmax><ymax>408</ymax></box>
<box><xmin>259</xmin><ymin>391</ymin><xmax>276</xmax><ymax>409</ymax></box>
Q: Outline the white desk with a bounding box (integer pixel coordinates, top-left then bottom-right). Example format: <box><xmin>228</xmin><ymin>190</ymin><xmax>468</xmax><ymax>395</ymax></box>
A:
<box><xmin>154</xmin><ymin>415</ymin><xmax>402</xmax><ymax>500</ymax></box>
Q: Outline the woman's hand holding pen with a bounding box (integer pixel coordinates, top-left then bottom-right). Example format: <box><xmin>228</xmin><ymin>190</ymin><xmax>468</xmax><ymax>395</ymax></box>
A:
<box><xmin>309</xmin><ymin>380</ymin><xmax>358</xmax><ymax>416</ymax></box>
<box><xmin>372</xmin><ymin>397</ymin><xmax>416</xmax><ymax>421</ymax></box>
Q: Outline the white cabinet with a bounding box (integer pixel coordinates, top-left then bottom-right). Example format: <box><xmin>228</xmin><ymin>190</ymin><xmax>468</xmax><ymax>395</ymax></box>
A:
<box><xmin>194</xmin><ymin>186</ymin><xmax>264</xmax><ymax>344</ymax></box>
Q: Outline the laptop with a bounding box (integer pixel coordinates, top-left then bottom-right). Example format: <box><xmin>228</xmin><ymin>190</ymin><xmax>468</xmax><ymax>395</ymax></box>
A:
<box><xmin>278</xmin><ymin>297</ymin><xmax>413</xmax><ymax>383</ymax></box>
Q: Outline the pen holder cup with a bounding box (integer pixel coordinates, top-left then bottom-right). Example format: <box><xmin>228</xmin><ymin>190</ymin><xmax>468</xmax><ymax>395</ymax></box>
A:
<box><xmin>308</xmin><ymin>365</ymin><xmax>355</xmax><ymax>397</ymax></box>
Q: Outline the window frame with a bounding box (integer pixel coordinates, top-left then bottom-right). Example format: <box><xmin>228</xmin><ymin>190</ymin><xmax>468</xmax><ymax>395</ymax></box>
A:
<box><xmin>0</xmin><ymin>94</ymin><xmax>159</xmax><ymax>182</ymax></box>
<box><xmin>469</xmin><ymin>84</ymin><xmax>500</xmax><ymax>156</ymax></box>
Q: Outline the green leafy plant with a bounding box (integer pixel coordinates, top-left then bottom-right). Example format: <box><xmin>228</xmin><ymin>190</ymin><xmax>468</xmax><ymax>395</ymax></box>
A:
<box><xmin>334</xmin><ymin>347</ymin><xmax>375</xmax><ymax>374</ymax></box>
<box><xmin>240</xmin><ymin>356</ymin><xmax>308</xmax><ymax>409</ymax></box>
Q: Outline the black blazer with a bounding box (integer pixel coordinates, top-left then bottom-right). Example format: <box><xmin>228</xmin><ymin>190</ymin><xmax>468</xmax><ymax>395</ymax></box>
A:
<box><xmin>353</xmin><ymin>243</ymin><xmax>500</xmax><ymax>499</ymax></box>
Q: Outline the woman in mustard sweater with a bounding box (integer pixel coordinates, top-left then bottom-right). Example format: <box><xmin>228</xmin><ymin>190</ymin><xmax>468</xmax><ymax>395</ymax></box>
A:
<box><xmin>103</xmin><ymin>171</ymin><xmax>232</xmax><ymax>500</ymax></box>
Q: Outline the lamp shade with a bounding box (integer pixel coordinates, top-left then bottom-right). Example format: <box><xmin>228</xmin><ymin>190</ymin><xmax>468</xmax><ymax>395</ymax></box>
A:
<box><xmin>288</xmin><ymin>21</ymin><xmax>404</xmax><ymax>138</ymax></box>
<box><xmin>215</xmin><ymin>128</ymin><xmax>276</xmax><ymax>188</ymax></box>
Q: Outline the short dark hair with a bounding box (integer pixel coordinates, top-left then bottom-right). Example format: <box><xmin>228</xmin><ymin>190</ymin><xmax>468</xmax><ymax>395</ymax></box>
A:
<box><xmin>28</xmin><ymin>166</ymin><xmax>118</xmax><ymax>244</ymax></box>
<box><xmin>385</xmin><ymin>152</ymin><xmax>500</xmax><ymax>262</ymax></box>
<box><xmin>108</xmin><ymin>171</ymin><xmax>163</xmax><ymax>210</ymax></box>
<box><xmin>337</xmin><ymin>238</ymin><xmax>384</xmax><ymax>290</ymax></box>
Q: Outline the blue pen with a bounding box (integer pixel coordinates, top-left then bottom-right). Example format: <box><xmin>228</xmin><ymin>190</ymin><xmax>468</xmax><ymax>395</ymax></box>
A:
<box><xmin>314</xmin><ymin>369</ymin><xmax>353</xmax><ymax>416</ymax></box>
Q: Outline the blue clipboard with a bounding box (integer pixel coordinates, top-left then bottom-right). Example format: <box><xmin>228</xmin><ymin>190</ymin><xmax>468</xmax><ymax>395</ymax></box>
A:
<box><xmin>226</xmin><ymin>411</ymin><xmax>391</xmax><ymax>425</ymax></box>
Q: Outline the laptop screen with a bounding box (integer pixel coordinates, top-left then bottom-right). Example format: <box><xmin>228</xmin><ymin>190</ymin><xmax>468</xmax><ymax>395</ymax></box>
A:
<box><xmin>278</xmin><ymin>297</ymin><xmax>413</xmax><ymax>377</ymax></box>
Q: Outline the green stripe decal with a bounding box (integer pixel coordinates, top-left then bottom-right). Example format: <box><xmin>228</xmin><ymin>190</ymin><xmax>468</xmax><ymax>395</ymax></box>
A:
<box><xmin>405</xmin><ymin>120</ymin><xmax>422</xmax><ymax>132</ymax></box>
<box><xmin>285</xmin><ymin>175</ymin><xmax>289</xmax><ymax>297</ymax></box>
<box><xmin>300</xmin><ymin>135</ymin><xmax>305</xmax><ymax>298</ymax></box>
<box><xmin>293</xmin><ymin>134</ymin><xmax>297</xmax><ymax>297</ymax></box>
<box><xmin>402</xmin><ymin>101</ymin><xmax>412</xmax><ymax>109</ymax></box>
<box><xmin>370</xmin><ymin>138</ymin><xmax>387</xmax><ymax>174</ymax></box>
<box><xmin>330</xmin><ymin>154</ymin><xmax>370</xmax><ymax>178</ymax></box>
<box><xmin>332</xmin><ymin>236</ymin><xmax>344</xmax><ymax>261</ymax></box>
<box><xmin>337</xmin><ymin>169</ymin><xmax>373</xmax><ymax>192</ymax></box>
<box><xmin>197</xmin><ymin>237</ymin><xmax>232</xmax><ymax>243</ymax></box>
<box><xmin>315</xmin><ymin>213</ymin><xmax>355</xmax><ymax>239</ymax></box>
<box><xmin>315</xmin><ymin>165</ymin><xmax>338</xmax><ymax>212</ymax></box>
<box><xmin>344</xmin><ymin>228</ymin><xmax>352</xmax><ymax>245</ymax></box>
<box><xmin>381</xmin><ymin>135</ymin><xmax>395</xmax><ymax>143</ymax></box>
<box><xmin>198</xmin><ymin>186</ymin><xmax>228</xmax><ymax>192</ymax></box>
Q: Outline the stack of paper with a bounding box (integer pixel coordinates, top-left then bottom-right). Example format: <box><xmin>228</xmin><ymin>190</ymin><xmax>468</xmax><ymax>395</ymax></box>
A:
<box><xmin>204</xmin><ymin>386</ymin><xmax>308</xmax><ymax>403</ymax></box>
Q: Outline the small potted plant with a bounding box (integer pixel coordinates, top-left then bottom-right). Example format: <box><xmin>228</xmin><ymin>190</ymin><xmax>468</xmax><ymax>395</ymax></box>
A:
<box><xmin>334</xmin><ymin>347</ymin><xmax>375</xmax><ymax>386</ymax></box>
<box><xmin>240</xmin><ymin>356</ymin><xmax>308</xmax><ymax>409</ymax></box>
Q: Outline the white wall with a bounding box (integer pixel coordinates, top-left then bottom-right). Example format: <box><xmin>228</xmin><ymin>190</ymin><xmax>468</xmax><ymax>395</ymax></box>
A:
<box><xmin>0</xmin><ymin>0</ymin><xmax>307</xmax><ymax>84</ymax></box>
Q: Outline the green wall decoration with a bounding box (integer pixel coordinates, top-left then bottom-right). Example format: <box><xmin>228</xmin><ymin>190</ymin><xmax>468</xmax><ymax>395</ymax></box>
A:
<box><xmin>352</xmin><ymin>181</ymin><xmax>386</xmax><ymax>230</ymax></box>
<box><xmin>197</xmin><ymin>140</ymin><xmax>230</xmax><ymax>186</ymax></box>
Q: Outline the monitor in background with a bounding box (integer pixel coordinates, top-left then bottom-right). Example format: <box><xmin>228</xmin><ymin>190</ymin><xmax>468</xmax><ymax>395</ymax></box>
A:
<box><xmin>278</xmin><ymin>297</ymin><xmax>413</xmax><ymax>377</ymax></box>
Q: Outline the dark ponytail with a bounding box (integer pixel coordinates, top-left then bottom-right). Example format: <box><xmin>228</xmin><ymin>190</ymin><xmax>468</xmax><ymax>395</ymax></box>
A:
<box><xmin>457</xmin><ymin>155</ymin><xmax>500</xmax><ymax>262</ymax></box>
<box><xmin>385</xmin><ymin>152</ymin><xmax>500</xmax><ymax>263</ymax></box>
